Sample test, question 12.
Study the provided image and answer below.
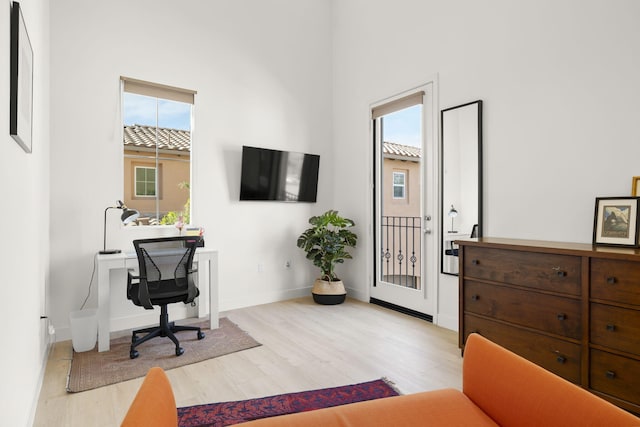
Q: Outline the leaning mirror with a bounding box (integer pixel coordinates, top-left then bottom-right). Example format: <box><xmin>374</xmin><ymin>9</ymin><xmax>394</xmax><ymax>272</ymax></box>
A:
<box><xmin>441</xmin><ymin>100</ymin><xmax>482</xmax><ymax>275</ymax></box>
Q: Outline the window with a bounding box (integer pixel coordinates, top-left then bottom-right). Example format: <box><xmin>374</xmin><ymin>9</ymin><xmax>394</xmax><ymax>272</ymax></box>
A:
<box><xmin>134</xmin><ymin>166</ymin><xmax>157</xmax><ymax>197</ymax></box>
<box><xmin>121</xmin><ymin>77</ymin><xmax>196</xmax><ymax>226</ymax></box>
<box><xmin>393</xmin><ymin>171</ymin><xmax>406</xmax><ymax>199</ymax></box>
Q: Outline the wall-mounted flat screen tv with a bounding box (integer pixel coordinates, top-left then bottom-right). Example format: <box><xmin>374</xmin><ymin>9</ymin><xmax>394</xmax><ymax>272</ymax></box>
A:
<box><xmin>239</xmin><ymin>145</ymin><xmax>320</xmax><ymax>202</ymax></box>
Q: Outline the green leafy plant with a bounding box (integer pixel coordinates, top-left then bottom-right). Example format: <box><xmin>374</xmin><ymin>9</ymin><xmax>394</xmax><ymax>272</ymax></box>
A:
<box><xmin>160</xmin><ymin>211</ymin><xmax>179</xmax><ymax>225</ymax></box>
<box><xmin>297</xmin><ymin>210</ymin><xmax>357</xmax><ymax>282</ymax></box>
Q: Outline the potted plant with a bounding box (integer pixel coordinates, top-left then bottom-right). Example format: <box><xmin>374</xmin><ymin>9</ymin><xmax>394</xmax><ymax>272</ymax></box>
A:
<box><xmin>297</xmin><ymin>210</ymin><xmax>357</xmax><ymax>304</ymax></box>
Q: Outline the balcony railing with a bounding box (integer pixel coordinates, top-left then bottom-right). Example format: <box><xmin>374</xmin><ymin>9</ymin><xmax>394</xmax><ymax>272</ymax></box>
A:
<box><xmin>380</xmin><ymin>216</ymin><xmax>421</xmax><ymax>289</ymax></box>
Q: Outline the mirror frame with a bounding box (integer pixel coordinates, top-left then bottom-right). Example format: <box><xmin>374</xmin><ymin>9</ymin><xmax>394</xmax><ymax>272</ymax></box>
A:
<box><xmin>440</xmin><ymin>100</ymin><xmax>483</xmax><ymax>275</ymax></box>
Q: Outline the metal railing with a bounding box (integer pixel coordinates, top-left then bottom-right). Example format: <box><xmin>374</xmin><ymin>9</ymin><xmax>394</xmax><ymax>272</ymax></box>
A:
<box><xmin>380</xmin><ymin>216</ymin><xmax>421</xmax><ymax>289</ymax></box>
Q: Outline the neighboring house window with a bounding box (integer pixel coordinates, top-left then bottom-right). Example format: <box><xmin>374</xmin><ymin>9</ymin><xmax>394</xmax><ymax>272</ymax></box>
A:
<box><xmin>135</xmin><ymin>166</ymin><xmax>157</xmax><ymax>197</ymax></box>
<box><xmin>393</xmin><ymin>171</ymin><xmax>406</xmax><ymax>199</ymax></box>
<box><xmin>121</xmin><ymin>77</ymin><xmax>196</xmax><ymax>226</ymax></box>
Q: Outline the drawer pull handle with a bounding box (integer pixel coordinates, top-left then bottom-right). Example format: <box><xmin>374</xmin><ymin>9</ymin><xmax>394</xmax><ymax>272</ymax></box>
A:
<box><xmin>606</xmin><ymin>324</ymin><xmax>616</xmax><ymax>332</ymax></box>
<box><xmin>551</xmin><ymin>266</ymin><xmax>566</xmax><ymax>277</ymax></box>
<box><xmin>606</xmin><ymin>370</ymin><xmax>616</xmax><ymax>379</ymax></box>
<box><xmin>556</xmin><ymin>355</ymin><xmax>566</xmax><ymax>364</ymax></box>
<box><xmin>471</xmin><ymin>295</ymin><xmax>480</xmax><ymax>301</ymax></box>
<box><xmin>606</xmin><ymin>276</ymin><xmax>616</xmax><ymax>284</ymax></box>
<box><xmin>557</xmin><ymin>313</ymin><xmax>567</xmax><ymax>321</ymax></box>
<box><xmin>471</xmin><ymin>259</ymin><xmax>480</xmax><ymax>265</ymax></box>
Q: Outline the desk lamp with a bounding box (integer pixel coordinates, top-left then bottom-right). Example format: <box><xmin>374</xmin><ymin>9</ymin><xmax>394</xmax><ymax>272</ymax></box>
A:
<box><xmin>448</xmin><ymin>205</ymin><xmax>458</xmax><ymax>233</ymax></box>
<box><xmin>100</xmin><ymin>200</ymin><xmax>140</xmax><ymax>254</ymax></box>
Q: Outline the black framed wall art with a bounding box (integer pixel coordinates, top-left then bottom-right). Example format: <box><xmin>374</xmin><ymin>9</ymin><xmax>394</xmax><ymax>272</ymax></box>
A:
<box><xmin>10</xmin><ymin>1</ymin><xmax>33</xmax><ymax>153</ymax></box>
<box><xmin>593</xmin><ymin>197</ymin><xmax>640</xmax><ymax>248</ymax></box>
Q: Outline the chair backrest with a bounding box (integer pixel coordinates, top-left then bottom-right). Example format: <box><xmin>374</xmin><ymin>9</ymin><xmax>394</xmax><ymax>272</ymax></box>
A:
<box><xmin>132</xmin><ymin>236</ymin><xmax>200</xmax><ymax>307</ymax></box>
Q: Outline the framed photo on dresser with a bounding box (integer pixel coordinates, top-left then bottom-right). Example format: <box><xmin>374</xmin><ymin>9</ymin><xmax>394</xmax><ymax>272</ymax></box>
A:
<box><xmin>593</xmin><ymin>197</ymin><xmax>640</xmax><ymax>247</ymax></box>
<box><xmin>632</xmin><ymin>176</ymin><xmax>640</xmax><ymax>197</ymax></box>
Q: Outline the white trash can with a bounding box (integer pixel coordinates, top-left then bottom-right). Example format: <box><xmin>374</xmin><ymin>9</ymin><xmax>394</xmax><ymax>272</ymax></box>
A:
<box><xmin>69</xmin><ymin>308</ymin><xmax>98</xmax><ymax>352</ymax></box>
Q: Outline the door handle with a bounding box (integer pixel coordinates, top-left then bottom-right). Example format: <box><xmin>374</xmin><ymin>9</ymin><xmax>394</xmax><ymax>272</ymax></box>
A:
<box><xmin>424</xmin><ymin>228</ymin><xmax>432</xmax><ymax>234</ymax></box>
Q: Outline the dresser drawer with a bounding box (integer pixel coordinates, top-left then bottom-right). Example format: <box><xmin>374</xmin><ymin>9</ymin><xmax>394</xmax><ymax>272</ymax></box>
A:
<box><xmin>462</xmin><ymin>247</ymin><xmax>581</xmax><ymax>295</ymax></box>
<box><xmin>464</xmin><ymin>280</ymin><xmax>581</xmax><ymax>339</ymax></box>
<box><xmin>590</xmin><ymin>349</ymin><xmax>640</xmax><ymax>405</ymax></box>
<box><xmin>591</xmin><ymin>259</ymin><xmax>640</xmax><ymax>306</ymax></box>
<box><xmin>464</xmin><ymin>315</ymin><xmax>581</xmax><ymax>383</ymax></box>
<box><xmin>591</xmin><ymin>303</ymin><xmax>640</xmax><ymax>356</ymax></box>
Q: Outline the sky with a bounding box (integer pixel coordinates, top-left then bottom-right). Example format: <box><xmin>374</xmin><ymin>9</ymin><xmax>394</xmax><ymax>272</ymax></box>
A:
<box><xmin>123</xmin><ymin>92</ymin><xmax>191</xmax><ymax>130</ymax></box>
<box><xmin>123</xmin><ymin>92</ymin><xmax>420</xmax><ymax>145</ymax></box>
<box><xmin>382</xmin><ymin>104</ymin><xmax>422</xmax><ymax>147</ymax></box>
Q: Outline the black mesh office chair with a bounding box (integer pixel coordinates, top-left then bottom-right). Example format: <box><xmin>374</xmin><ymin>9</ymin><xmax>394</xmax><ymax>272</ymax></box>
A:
<box><xmin>127</xmin><ymin>236</ymin><xmax>205</xmax><ymax>359</ymax></box>
<box><xmin>445</xmin><ymin>224</ymin><xmax>479</xmax><ymax>257</ymax></box>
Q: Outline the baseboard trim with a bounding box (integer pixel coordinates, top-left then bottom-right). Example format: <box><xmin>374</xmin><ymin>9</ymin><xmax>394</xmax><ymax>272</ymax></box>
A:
<box><xmin>221</xmin><ymin>287</ymin><xmax>312</xmax><ymax>312</ymax></box>
<box><xmin>435</xmin><ymin>313</ymin><xmax>459</xmax><ymax>332</ymax></box>
<box><xmin>30</xmin><ymin>323</ymin><xmax>54</xmax><ymax>426</ymax></box>
<box><xmin>369</xmin><ymin>298</ymin><xmax>433</xmax><ymax>323</ymax></box>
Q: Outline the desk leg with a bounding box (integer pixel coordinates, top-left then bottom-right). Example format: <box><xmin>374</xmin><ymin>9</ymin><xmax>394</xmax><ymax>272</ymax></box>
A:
<box><xmin>195</xmin><ymin>257</ymin><xmax>209</xmax><ymax>318</ymax></box>
<box><xmin>97</xmin><ymin>260</ymin><xmax>111</xmax><ymax>352</ymax></box>
<box><xmin>196</xmin><ymin>252</ymin><xmax>219</xmax><ymax>330</ymax></box>
<box><xmin>209</xmin><ymin>252</ymin><xmax>219</xmax><ymax>329</ymax></box>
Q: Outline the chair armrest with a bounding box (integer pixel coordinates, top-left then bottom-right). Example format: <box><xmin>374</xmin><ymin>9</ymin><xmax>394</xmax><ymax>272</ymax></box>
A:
<box><xmin>127</xmin><ymin>272</ymin><xmax>153</xmax><ymax>309</ymax></box>
<box><xmin>121</xmin><ymin>367</ymin><xmax>177</xmax><ymax>427</ymax></box>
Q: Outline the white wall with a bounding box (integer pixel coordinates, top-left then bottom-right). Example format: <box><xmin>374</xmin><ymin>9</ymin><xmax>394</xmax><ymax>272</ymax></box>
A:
<box><xmin>332</xmin><ymin>0</ymin><xmax>640</xmax><ymax>330</ymax></box>
<box><xmin>20</xmin><ymin>1</ymin><xmax>640</xmax><ymax>422</ymax></box>
<box><xmin>49</xmin><ymin>0</ymin><xmax>333</xmax><ymax>339</ymax></box>
<box><xmin>0</xmin><ymin>0</ymin><xmax>50</xmax><ymax>425</ymax></box>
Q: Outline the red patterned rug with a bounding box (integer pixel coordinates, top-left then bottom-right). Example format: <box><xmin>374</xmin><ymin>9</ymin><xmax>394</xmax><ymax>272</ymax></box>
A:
<box><xmin>178</xmin><ymin>378</ymin><xmax>400</xmax><ymax>426</ymax></box>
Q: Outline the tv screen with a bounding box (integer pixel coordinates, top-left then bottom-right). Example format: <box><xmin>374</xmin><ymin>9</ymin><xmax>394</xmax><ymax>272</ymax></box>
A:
<box><xmin>239</xmin><ymin>146</ymin><xmax>320</xmax><ymax>202</ymax></box>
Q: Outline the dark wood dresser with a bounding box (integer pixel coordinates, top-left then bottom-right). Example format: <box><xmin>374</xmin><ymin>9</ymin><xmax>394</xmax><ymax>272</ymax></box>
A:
<box><xmin>458</xmin><ymin>237</ymin><xmax>640</xmax><ymax>414</ymax></box>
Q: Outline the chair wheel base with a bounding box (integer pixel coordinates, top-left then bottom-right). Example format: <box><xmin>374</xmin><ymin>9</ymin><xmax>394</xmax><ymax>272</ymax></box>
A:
<box><xmin>130</xmin><ymin>350</ymin><xmax>139</xmax><ymax>359</ymax></box>
<box><xmin>197</xmin><ymin>331</ymin><xmax>205</xmax><ymax>340</ymax></box>
<box><xmin>176</xmin><ymin>347</ymin><xmax>184</xmax><ymax>356</ymax></box>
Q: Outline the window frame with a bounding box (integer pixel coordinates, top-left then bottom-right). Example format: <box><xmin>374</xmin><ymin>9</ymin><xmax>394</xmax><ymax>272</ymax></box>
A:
<box><xmin>121</xmin><ymin>76</ymin><xmax>196</xmax><ymax>226</ymax></box>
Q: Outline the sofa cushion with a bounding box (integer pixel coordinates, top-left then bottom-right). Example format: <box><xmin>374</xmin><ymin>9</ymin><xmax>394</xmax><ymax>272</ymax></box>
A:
<box><xmin>463</xmin><ymin>333</ymin><xmax>640</xmax><ymax>427</ymax></box>
<box><xmin>235</xmin><ymin>388</ymin><xmax>498</xmax><ymax>427</ymax></box>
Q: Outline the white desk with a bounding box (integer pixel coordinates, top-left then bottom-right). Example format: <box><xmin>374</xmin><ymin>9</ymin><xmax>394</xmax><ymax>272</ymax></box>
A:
<box><xmin>96</xmin><ymin>247</ymin><xmax>218</xmax><ymax>352</ymax></box>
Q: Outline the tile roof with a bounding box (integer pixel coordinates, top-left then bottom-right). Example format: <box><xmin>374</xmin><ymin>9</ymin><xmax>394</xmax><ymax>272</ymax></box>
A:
<box><xmin>383</xmin><ymin>141</ymin><xmax>421</xmax><ymax>159</ymax></box>
<box><xmin>123</xmin><ymin>124</ymin><xmax>191</xmax><ymax>152</ymax></box>
<box><xmin>122</xmin><ymin>127</ymin><xmax>417</xmax><ymax>159</ymax></box>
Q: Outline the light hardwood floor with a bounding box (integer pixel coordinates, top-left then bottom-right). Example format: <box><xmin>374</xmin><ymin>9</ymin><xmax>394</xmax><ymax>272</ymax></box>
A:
<box><xmin>33</xmin><ymin>298</ymin><xmax>462</xmax><ymax>426</ymax></box>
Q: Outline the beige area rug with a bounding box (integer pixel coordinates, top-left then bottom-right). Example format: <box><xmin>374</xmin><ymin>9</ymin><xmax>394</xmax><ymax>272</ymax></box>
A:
<box><xmin>67</xmin><ymin>317</ymin><xmax>261</xmax><ymax>392</ymax></box>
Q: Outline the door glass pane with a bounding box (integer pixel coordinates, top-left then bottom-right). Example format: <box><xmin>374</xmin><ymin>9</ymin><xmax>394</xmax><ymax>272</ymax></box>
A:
<box><xmin>379</xmin><ymin>104</ymin><xmax>423</xmax><ymax>289</ymax></box>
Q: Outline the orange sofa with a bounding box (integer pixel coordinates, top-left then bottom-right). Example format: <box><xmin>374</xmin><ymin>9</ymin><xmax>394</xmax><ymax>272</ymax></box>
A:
<box><xmin>121</xmin><ymin>333</ymin><xmax>640</xmax><ymax>426</ymax></box>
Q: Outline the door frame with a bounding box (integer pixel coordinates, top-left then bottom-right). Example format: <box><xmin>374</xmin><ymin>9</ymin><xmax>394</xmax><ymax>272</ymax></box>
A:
<box><xmin>367</xmin><ymin>77</ymin><xmax>440</xmax><ymax>322</ymax></box>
